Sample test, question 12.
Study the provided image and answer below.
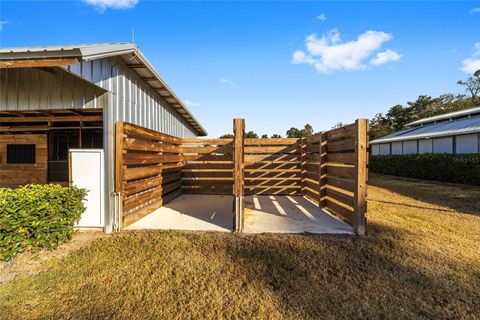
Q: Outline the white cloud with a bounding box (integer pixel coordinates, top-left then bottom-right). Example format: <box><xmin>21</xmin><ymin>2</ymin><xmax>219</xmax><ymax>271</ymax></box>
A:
<box><xmin>184</xmin><ymin>99</ymin><xmax>200</xmax><ymax>107</ymax></box>
<box><xmin>460</xmin><ymin>42</ymin><xmax>480</xmax><ymax>74</ymax></box>
<box><xmin>469</xmin><ymin>8</ymin><xmax>480</xmax><ymax>14</ymax></box>
<box><xmin>292</xmin><ymin>28</ymin><xmax>400</xmax><ymax>73</ymax></box>
<box><xmin>220</xmin><ymin>78</ymin><xmax>234</xmax><ymax>85</ymax></box>
<box><xmin>82</xmin><ymin>0</ymin><xmax>139</xmax><ymax>11</ymax></box>
<box><xmin>461</xmin><ymin>59</ymin><xmax>480</xmax><ymax>74</ymax></box>
<box><xmin>371</xmin><ymin>49</ymin><xmax>402</xmax><ymax>65</ymax></box>
<box><xmin>0</xmin><ymin>20</ymin><xmax>8</xmax><ymax>31</ymax></box>
<box><xmin>316</xmin><ymin>14</ymin><xmax>327</xmax><ymax>21</ymax></box>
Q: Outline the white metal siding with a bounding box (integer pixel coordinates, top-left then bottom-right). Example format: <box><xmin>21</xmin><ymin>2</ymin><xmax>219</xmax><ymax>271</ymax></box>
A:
<box><xmin>456</xmin><ymin>134</ymin><xmax>479</xmax><ymax>154</ymax></box>
<box><xmin>371</xmin><ymin>144</ymin><xmax>380</xmax><ymax>155</ymax></box>
<box><xmin>418</xmin><ymin>139</ymin><xmax>433</xmax><ymax>154</ymax></box>
<box><xmin>65</xmin><ymin>57</ymin><xmax>197</xmax><ymax>138</ymax></box>
<box><xmin>379</xmin><ymin>143</ymin><xmax>391</xmax><ymax>155</ymax></box>
<box><xmin>403</xmin><ymin>140</ymin><xmax>418</xmax><ymax>154</ymax></box>
<box><xmin>433</xmin><ymin>137</ymin><xmax>453</xmax><ymax>153</ymax></box>
<box><xmin>0</xmin><ymin>67</ymin><xmax>106</xmax><ymax>110</ymax></box>
<box><xmin>391</xmin><ymin>142</ymin><xmax>403</xmax><ymax>155</ymax></box>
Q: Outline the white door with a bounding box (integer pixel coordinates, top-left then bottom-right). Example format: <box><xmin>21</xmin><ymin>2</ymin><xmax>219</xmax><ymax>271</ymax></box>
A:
<box><xmin>69</xmin><ymin>149</ymin><xmax>104</xmax><ymax>227</ymax></box>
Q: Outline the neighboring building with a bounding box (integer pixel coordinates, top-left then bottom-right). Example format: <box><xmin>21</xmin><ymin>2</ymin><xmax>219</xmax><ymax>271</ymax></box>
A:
<box><xmin>370</xmin><ymin>107</ymin><xmax>480</xmax><ymax>155</ymax></box>
<box><xmin>0</xmin><ymin>42</ymin><xmax>207</xmax><ymax>232</ymax></box>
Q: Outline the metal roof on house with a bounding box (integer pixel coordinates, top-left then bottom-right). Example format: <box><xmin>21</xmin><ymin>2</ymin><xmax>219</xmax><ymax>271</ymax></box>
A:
<box><xmin>0</xmin><ymin>42</ymin><xmax>207</xmax><ymax>136</ymax></box>
<box><xmin>406</xmin><ymin>106</ymin><xmax>480</xmax><ymax>127</ymax></box>
<box><xmin>370</xmin><ymin>114</ymin><xmax>480</xmax><ymax>144</ymax></box>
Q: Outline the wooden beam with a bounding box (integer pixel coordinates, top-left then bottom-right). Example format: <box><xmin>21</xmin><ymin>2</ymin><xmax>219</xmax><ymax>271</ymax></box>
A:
<box><xmin>0</xmin><ymin>115</ymin><xmax>102</xmax><ymax>123</ymax></box>
<box><xmin>353</xmin><ymin>119</ymin><xmax>368</xmax><ymax>236</ymax></box>
<box><xmin>233</xmin><ymin>118</ymin><xmax>245</xmax><ymax>233</ymax></box>
<box><xmin>0</xmin><ymin>57</ymin><xmax>80</xmax><ymax>68</ymax></box>
<box><xmin>126</xmin><ymin>64</ymin><xmax>146</xmax><ymax>69</ymax></box>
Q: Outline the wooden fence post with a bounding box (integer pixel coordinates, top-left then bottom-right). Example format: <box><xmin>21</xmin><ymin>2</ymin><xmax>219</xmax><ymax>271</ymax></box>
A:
<box><xmin>233</xmin><ymin>118</ymin><xmax>245</xmax><ymax>233</ymax></box>
<box><xmin>115</xmin><ymin>122</ymin><xmax>125</xmax><ymax>231</ymax></box>
<box><xmin>353</xmin><ymin>119</ymin><xmax>368</xmax><ymax>235</ymax></box>
<box><xmin>318</xmin><ymin>132</ymin><xmax>326</xmax><ymax>208</ymax></box>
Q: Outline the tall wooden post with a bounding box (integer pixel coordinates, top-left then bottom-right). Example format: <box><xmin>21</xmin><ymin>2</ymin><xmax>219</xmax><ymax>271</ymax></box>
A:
<box><xmin>233</xmin><ymin>118</ymin><xmax>245</xmax><ymax>233</ymax></box>
<box><xmin>318</xmin><ymin>132</ymin><xmax>326</xmax><ymax>208</ymax></box>
<box><xmin>353</xmin><ymin>119</ymin><xmax>368</xmax><ymax>235</ymax></box>
<box><xmin>114</xmin><ymin>122</ymin><xmax>125</xmax><ymax>231</ymax></box>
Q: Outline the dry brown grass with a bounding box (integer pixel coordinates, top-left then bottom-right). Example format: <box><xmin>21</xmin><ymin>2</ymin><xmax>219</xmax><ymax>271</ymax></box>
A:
<box><xmin>1</xmin><ymin>174</ymin><xmax>479</xmax><ymax>319</ymax></box>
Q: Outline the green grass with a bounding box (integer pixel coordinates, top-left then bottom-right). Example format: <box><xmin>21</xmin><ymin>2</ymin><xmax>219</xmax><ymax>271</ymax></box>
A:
<box><xmin>1</xmin><ymin>174</ymin><xmax>479</xmax><ymax>319</ymax></box>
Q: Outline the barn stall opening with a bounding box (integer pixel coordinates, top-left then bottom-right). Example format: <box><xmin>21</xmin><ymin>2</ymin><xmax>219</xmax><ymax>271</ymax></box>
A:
<box><xmin>114</xmin><ymin>119</ymin><xmax>368</xmax><ymax>235</ymax></box>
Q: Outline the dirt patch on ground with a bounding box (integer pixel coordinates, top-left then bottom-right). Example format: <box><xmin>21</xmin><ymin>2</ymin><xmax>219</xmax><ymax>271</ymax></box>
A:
<box><xmin>0</xmin><ymin>230</ymin><xmax>105</xmax><ymax>287</ymax></box>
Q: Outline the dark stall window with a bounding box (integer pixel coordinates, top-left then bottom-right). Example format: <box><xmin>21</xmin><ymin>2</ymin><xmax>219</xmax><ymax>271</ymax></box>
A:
<box><xmin>7</xmin><ymin>144</ymin><xmax>36</xmax><ymax>164</ymax></box>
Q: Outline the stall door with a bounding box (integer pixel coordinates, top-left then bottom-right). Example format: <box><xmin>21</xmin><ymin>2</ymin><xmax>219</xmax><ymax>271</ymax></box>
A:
<box><xmin>69</xmin><ymin>149</ymin><xmax>104</xmax><ymax>227</ymax></box>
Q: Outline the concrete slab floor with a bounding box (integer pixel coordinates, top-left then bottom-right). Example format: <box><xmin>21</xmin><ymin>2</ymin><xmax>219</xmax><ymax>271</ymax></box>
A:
<box><xmin>243</xmin><ymin>195</ymin><xmax>353</xmax><ymax>234</ymax></box>
<box><xmin>127</xmin><ymin>194</ymin><xmax>234</xmax><ymax>232</ymax></box>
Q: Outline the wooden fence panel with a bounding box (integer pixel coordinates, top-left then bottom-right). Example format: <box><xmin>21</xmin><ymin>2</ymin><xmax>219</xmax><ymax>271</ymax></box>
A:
<box><xmin>115</xmin><ymin>122</ymin><xmax>183</xmax><ymax>227</ymax></box>
<box><xmin>243</xmin><ymin>138</ymin><xmax>302</xmax><ymax>195</ymax></box>
<box><xmin>180</xmin><ymin>138</ymin><xmax>234</xmax><ymax>195</ymax></box>
<box><xmin>301</xmin><ymin>120</ymin><xmax>368</xmax><ymax>235</ymax></box>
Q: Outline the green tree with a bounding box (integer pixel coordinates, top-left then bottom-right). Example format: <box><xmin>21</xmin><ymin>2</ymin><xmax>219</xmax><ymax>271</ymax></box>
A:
<box><xmin>245</xmin><ymin>131</ymin><xmax>258</xmax><ymax>138</ymax></box>
<box><xmin>331</xmin><ymin>122</ymin><xmax>347</xmax><ymax>129</ymax></box>
<box><xmin>219</xmin><ymin>133</ymin><xmax>234</xmax><ymax>139</ymax></box>
<box><xmin>286</xmin><ymin>124</ymin><xmax>314</xmax><ymax>138</ymax></box>
<box><xmin>457</xmin><ymin>76</ymin><xmax>480</xmax><ymax>101</ymax></box>
<box><xmin>271</xmin><ymin>134</ymin><xmax>282</xmax><ymax>138</ymax></box>
<box><xmin>261</xmin><ymin>134</ymin><xmax>268</xmax><ymax>138</ymax></box>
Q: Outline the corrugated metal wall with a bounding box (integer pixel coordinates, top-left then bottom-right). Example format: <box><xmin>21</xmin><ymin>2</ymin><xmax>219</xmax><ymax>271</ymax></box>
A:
<box><xmin>0</xmin><ymin>67</ymin><xmax>106</xmax><ymax>110</ymax></box>
<box><xmin>65</xmin><ymin>56</ymin><xmax>197</xmax><ymax>138</ymax></box>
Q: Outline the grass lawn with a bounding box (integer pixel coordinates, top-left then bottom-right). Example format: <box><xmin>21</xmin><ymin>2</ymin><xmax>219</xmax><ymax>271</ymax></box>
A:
<box><xmin>1</xmin><ymin>174</ymin><xmax>479</xmax><ymax>319</ymax></box>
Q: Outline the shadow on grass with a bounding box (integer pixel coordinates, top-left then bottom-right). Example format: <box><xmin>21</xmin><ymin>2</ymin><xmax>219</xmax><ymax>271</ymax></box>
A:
<box><xmin>368</xmin><ymin>174</ymin><xmax>480</xmax><ymax>216</ymax></box>
<box><xmin>225</xmin><ymin>223</ymin><xmax>480</xmax><ymax>319</ymax></box>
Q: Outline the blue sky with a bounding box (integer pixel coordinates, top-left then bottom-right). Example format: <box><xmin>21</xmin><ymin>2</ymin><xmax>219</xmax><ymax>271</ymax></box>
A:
<box><xmin>1</xmin><ymin>1</ymin><xmax>479</xmax><ymax>137</ymax></box>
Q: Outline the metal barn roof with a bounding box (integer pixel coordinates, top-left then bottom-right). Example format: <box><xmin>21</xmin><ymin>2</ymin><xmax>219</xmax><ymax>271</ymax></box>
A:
<box><xmin>0</xmin><ymin>42</ymin><xmax>207</xmax><ymax>136</ymax></box>
<box><xmin>370</xmin><ymin>114</ymin><xmax>480</xmax><ymax>144</ymax></box>
<box><xmin>406</xmin><ymin>106</ymin><xmax>480</xmax><ymax>127</ymax></box>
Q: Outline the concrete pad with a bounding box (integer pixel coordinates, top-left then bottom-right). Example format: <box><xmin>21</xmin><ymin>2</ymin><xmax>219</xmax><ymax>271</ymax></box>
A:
<box><xmin>243</xmin><ymin>195</ymin><xmax>353</xmax><ymax>234</ymax></box>
<box><xmin>127</xmin><ymin>194</ymin><xmax>233</xmax><ymax>232</ymax></box>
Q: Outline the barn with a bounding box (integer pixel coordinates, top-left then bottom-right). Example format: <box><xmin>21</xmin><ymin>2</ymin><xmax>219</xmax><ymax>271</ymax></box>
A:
<box><xmin>370</xmin><ymin>107</ymin><xmax>480</xmax><ymax>155</ymax></box>
<box><xmin>0</xmin><ymin>42</ymin><xmax>369</xmax><ymax>236</ymax></box>
<box><xmin>0</xmin><ymin>42</ymin><xmax>207</xmax><ymax>232</ymax></box>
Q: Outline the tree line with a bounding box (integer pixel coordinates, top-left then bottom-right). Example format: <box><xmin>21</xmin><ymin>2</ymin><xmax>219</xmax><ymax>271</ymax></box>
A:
<box><xmin>218</xmin><ymin>76</ymin><xmax>480</xmax><ymax>140</ymax></box>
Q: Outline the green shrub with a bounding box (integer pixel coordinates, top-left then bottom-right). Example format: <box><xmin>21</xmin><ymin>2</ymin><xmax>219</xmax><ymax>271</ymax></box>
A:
<box><xmin>0</xmin><ymin>184</ymin><xmax>87</xmax><ymax>261</ymax></box>
<box><xmin>369</xmin><ymin>154</ymin><xmax>480</xmax><ymax>186</ymax></box>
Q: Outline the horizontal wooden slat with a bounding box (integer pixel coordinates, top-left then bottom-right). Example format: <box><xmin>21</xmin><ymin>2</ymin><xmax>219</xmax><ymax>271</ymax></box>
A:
<box><xmin>182</xmin><ymin>138</ymin><xmax>233</xmax><ymax>145</ymax></box>
<box><xmin>163</xmin><ymin>180</ymin><xmax>181</xmax><ymax>195</ymax></box>
<box><xmin>124</xmin><ymin>166</ymin><xmax>163</xmax><ymax>181</ymax></box>
<box><xmin>124</xmin><ymin>153</ymin><xmax>184</xmax><ymax>165</ymax></box>
<box><xmin>182</xmin><ymin>185</ymin><xmax>232</xmax><ymax>194</ymax></box>
<box><xmin>325</xmin><ymin>188</ymin><xmax>354</xmax><ymax>208</ymax></box>
<box><xmin>326</xmin><ymin>123</ymin><xmax>356</xmax><ymax>141</ymax></box>
<box><xmin>124</xmin><ymin>176</ymin><xmax>163</xmax><ymax>196</ymax></box>
<box><xmin>326</xmin><ymin>152</ymin><xmax>355</xmax><ymax>164</ymax></box>
<box><xmin>245</xmin><ymin>188</ymin><xmax>300</xmax><ymax>195</ymax></box>
<box><xmin>325</xmin><ymin>199</ymin><xmax>353</xmax><ymax>224</ymax></box>
<box><xmin>245</xmin><ymin>171</ymin><xmax>300</xmax><ymax>178</ymax></box>
<box><xmin>163</xmin><ymin>188</ymin><xmax>182</xmax><ymax>204</ymax></box>
<box><xmin>326</xmin><ymin>165</ymin><xmax>355</xmax><ymax>180</ymax></box>
<box><xmin>182</xmin><ymin>171</ymin><xmax>233</xmax><ymax>178</ymax></box>
<box><xmin>183</xmin><ymin>163</ymin><xmax>233</xmax><ymax>170</ymax></box>
<box><xmin>180</xmin><ymin>145</ymin><xmax>233</xmax><ymax>154</ymax></box>
<box><xmin>326</xmin><ymin>176</ymin><xmax>355</xmax><ymax>193</ymax></box>
<box><xmin>123</xmin><ymin>122</ymin><xmax>182</xmax><ymax>144</ymax></box>
<box><xmin>181</xmin><ymin>179</ymin><xmax>233</xmax><ymax>186</ymax></box>
<box><xmin>244</xmin><ymin>138</ymin><xmax>300</xmax><ymax>145</ymax></box>
<box><xmin>326</xmin><ymin>138</ymin><xmax>355</xmax><ymax>152</ymax></box>
<box><xmin>123</xmin><ymin>187</ymin><xmax>163</xmax><ymax>212</ymax></box>
<box><xmin>245</xmin><ymin>163</ymin><xmax>301</xmax><ymax>170</ymax></box>
<box><xmin>244</xmin><ymin>145</ymin><xmax>300</xmax><ymax>154</ymax></box>
<box><xmin>183</xmin><ymin>154</ymin><xmax>232</xmax><ymax>162</ymax></box>
<box><xmin>163</xmin><ymin>171</ymin><xmax>182</xmax><ymax>184</ymax></box>
<box><xmin>244</xmin><ymin>154</ymin><xmax>300</xmax><ymax>163</ymax></box>
<box><xmin>124</xmin><ymin>138</ymin><xmax>180</xmax><ymax>153</ymax></box>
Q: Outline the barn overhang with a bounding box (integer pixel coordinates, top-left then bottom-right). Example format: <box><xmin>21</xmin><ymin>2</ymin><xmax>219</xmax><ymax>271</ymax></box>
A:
<box><xmin>0</xmin><ymin>42</ymin><xmax>207</xmax><ymax>136</ymax></box>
